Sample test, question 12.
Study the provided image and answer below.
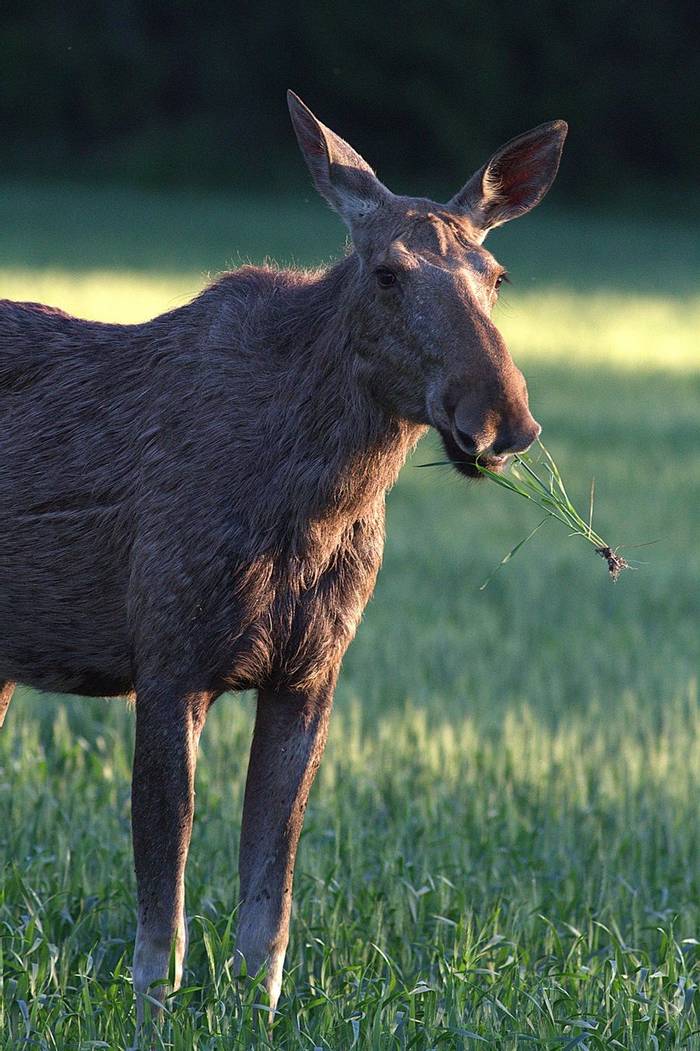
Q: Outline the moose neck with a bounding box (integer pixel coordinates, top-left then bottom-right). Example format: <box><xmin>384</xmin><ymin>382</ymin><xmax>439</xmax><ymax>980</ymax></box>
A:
<box><xmin>251</xmin><ymin>253</ymin><xmax>425</xmax><ymax>537</ymax></box>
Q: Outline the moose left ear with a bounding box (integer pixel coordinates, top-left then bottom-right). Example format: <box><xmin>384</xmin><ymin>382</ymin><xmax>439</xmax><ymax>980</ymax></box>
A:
<box><xmin>448</xmin><ymin>121</ymin><xmax>568</xmax><ymax>239</ymax></box>
<box><xmin>287</xmin><ymin>90</ymin><xmax>390</xmax><ymax>227</ymax></box>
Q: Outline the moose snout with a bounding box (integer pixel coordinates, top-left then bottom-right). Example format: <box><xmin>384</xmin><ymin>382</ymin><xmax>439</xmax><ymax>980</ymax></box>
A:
<box><xmin>450</xmin><ymin>395</ymin><xmax>541</xmax><ymax>460</ymax></box>
<box><xmin>491</xmin><ymin>417</ymin><xmax>542</xmax><ymax>456</ymax></box>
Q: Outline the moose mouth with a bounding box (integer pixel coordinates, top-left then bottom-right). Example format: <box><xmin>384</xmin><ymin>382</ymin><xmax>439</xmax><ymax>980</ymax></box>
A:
<box><xmin>438</xmin><ymin>427</ymin><xmax>510</xmax><ymax>480</ymax></box>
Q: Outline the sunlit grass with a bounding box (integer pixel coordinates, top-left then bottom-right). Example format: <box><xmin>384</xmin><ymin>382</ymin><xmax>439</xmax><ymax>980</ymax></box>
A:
<box><xmin>1</xmin><ymin>180</ymin><xmax>698</xmax><ymax>372</ymax></box>
<box><xmin>0</xmin><ymin>268</ymin><xmax>199</xmax><ymax>325</ymax></box>
<box><xmin>499</xmin><ymin>290</ymin><xmax>700</xmax><ymax>372</ymax></box>
<box><xmin>2</xmin><ymin>270</ymin><xmax>698</xmax><ymax>374</ymax></box>
<box><xmin>2</xmin><ymin>684</ymin><xmax>699</xmax><ymax>1048</ymax></box>
<box><xmin>1</xmin><ymin>188</ymin><xmax>699</xmax><ymax>1047</ymax></box>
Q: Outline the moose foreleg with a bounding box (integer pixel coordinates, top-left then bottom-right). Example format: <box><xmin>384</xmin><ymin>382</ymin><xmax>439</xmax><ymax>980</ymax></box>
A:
<box><xmin>131</xmin><ymin>685</ymin><xmax>208</xmax><ymax>1028</ymax></box>
<box><xmin>235</xmin><ymin>681</ymin><xmax>333</xmax><ymax>1012</ymax></box>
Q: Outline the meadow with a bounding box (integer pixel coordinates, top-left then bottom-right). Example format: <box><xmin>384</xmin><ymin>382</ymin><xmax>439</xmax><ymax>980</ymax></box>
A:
<box><xmin>0</xmin><ymin>182</ymin><xmax>699</xmax><ymax>1049</ymax></box>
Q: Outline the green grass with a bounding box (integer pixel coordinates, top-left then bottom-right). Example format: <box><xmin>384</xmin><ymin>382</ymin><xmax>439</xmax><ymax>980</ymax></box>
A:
<box><xmin>1</xmin><ymin>184</ymin><xmax>699</xmax><ymax>1049</ymax></box>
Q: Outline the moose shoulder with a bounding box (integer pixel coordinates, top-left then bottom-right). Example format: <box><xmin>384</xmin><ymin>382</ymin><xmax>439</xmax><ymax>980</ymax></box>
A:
<box><xmin>0</xmin><ymin>93</ymin><xmax>566</xmax><ymax>1029</ymax></box>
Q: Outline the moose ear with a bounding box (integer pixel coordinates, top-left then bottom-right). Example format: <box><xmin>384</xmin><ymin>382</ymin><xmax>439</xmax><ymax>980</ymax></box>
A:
<box><xmin>448</xmin><ymin>121</ymin><xmax>567</xmax><ymax>239</ymax></box>
<box><xmin>287</xmin><ymin>90</ymin><xmax>390</xmax><ymax>225</ymax></box>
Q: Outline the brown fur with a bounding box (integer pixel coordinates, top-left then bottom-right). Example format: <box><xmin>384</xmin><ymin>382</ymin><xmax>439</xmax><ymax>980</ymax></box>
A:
<box><xmin>0</xmin><ymin>93</ymin><xmax>566</xmax><ymax>1028</ymax></box>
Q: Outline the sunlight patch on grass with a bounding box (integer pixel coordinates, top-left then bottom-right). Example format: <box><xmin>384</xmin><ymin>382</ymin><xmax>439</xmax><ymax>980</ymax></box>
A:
<box><xmin>2</xmin><ymin>684</ymin><xmax>699</xmax><ymax>1047</ymax></box>
<box><xmin>0</xmin><ymin>268</ymin><xmax>203</xmax><ymax>324</ymax></box>
<box><xmin>2</xmin><ymin>268</ymin><xmax>699</xmax><ymax>373</ymax></box>
<box><xmin>500</xmin><ymin>290</ymin><xmax>700</xmax><ymax>372</ymax></box>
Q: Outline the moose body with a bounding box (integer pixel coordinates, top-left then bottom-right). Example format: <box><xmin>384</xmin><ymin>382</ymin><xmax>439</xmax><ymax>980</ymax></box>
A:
<box><xmin>0</xmin><ymin>264</ymin><xmax>409</xmax><ymax>699</ymax></box>
<box><xmin>0</xmin><ymin>94</ymin><xmax>566</xmax><ymax>1027</ymax></box>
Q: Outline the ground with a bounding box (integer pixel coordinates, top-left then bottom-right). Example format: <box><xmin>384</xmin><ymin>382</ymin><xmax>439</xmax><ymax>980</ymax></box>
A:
<box><xmin>0</xmin><ymin>183</ymin><xmax>699</xmax><ymax>1049</ymax></box>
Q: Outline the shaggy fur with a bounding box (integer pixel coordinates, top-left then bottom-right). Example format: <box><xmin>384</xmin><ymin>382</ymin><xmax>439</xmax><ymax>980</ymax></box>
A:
<box><xmin>0</xmin><ymin>260</ymin><xmax>419</xmax><ymax>701</ymax></box>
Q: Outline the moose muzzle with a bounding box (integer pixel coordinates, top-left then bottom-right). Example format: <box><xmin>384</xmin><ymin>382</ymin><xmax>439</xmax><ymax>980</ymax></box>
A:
<box><xmin>451</xmin><ymin>394</ymin><xmax>541</xmax><ymax>461</ymax></box>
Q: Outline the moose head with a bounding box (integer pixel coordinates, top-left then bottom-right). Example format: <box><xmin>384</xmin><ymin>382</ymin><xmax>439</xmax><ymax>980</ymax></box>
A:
<box><xmin>288</xmin><ymin>91</ymin><xmax>567</xmax><ymax>477</ymax></box>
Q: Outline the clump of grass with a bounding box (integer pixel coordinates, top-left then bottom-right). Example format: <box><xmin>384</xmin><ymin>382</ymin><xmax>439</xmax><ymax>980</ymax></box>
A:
<box><xmin>475</xmin><ymin>439</ymin><xmax>628</xmax><ymax>586</ymax></box>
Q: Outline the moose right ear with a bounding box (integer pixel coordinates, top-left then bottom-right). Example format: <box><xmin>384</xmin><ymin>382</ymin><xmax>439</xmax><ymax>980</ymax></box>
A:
<box><xmin>287</xmin><ymin>90</ymin><xmax>390</xmax><ymax>226</ymax></box>
<box><xmin>448</xmin><ymin>120</ymin><xmax>568</xmax><ymax>239</ymax></box>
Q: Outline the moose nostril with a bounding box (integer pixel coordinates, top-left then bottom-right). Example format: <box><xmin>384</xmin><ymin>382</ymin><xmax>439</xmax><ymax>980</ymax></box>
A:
<box><xmin>491</xmin><ymin>436</ymin><xmax>511</xmax><ymax>456</ymax></box>
<box><xmin>452</xmin><ymin>425</ymin><xmax>478</xmax><ymax>455</ymax></box>
<box><xmin>493</xmin><ymin>420</ymin><xmax>542</xmax><ymax>456</ymax></box>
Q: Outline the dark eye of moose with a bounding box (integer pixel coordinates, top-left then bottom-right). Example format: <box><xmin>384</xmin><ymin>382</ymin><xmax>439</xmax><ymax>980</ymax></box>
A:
<box><xmin>494</xmin><ymin>272</ymin><xmax>510</xmax><ymax>292</ymax></box>
<box><xmin>375</xmin><ymin>267</ymin><xmax>397</xmax><ymax>289</ymax></box>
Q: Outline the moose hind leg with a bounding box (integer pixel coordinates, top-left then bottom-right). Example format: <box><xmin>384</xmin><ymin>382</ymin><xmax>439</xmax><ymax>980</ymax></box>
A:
<box><xmin>235</xmin><ymin>680</ymin><xmax>333</xmax><ymax>1012</ymax></box>
<box><xmin>131</xmin><ymin>684</ymin><xmax>208</xmax><ymax>1028</ymax></box>
<box><xmin>0</xmin><ymin>682</ymin><xmax>15</xmax><ymax>729</ymax></box>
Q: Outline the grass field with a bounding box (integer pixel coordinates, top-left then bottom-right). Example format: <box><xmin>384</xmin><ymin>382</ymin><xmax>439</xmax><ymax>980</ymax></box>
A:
<box><xmin>1</xmin><ymin>184</ymin><xmax>699</xmax><ymax>1049</ymax></box>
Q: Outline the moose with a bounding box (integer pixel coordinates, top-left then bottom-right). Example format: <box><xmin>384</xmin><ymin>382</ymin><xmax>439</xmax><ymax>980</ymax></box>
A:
<box><xmin>0</xmin><ymin>93</ymin><xmax>566</xmax><ymax>1026</ymax></box>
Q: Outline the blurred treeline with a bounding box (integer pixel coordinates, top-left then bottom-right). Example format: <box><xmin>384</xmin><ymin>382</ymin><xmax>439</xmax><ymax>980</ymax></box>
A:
<box><xmin>2</xmin><ymin>2</ymin><xmax>698</xmax><ymax>202</ymax></box>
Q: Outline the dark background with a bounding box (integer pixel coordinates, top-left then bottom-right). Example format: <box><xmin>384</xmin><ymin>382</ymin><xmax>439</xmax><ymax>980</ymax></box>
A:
<box><xmin>2</xmin><ymin>2</ymin><xmax>698</xmax><ymax>204</ymax></box>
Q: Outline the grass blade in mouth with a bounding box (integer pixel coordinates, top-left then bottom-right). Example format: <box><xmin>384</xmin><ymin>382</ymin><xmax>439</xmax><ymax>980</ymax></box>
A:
<box><xmin>479</xmin><ymin>440</ymin><xmax>629</xmax><ymax>582</ymax></box>
<box><xmin>418</xmin><ymin>439</ymin><xmax>630</xmax><ymax>583</ymax></box>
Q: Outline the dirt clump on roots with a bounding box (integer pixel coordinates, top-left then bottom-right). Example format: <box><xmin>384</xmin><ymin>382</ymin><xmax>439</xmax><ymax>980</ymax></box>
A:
<box><xmin>596</xmin><ymin>545</ymin><xmax>629</xmax><ymax>581</ymax></box>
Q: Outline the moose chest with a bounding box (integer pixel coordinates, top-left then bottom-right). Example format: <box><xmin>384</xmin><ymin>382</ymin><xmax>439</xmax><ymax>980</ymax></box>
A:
<box><xmin>128</xmin><ymin>410</ymin><xmax>402</xmax><ymax>697</ymax></box>
<box><xmin>219</xmin><ymin>510</ymin><xmax>386</xmax><ymax>694</ymax></box>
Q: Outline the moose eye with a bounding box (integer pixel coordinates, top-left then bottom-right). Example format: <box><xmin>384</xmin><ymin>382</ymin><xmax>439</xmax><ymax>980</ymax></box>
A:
<box><xmin>375</xmin><ymin>267</ymin><xmax>397</xmax><ymax>289</ymax></box>
<box><xmin>494</xmin><ymin>272</ymin><xmax>510</xmax><ymax>291</ymax></box>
